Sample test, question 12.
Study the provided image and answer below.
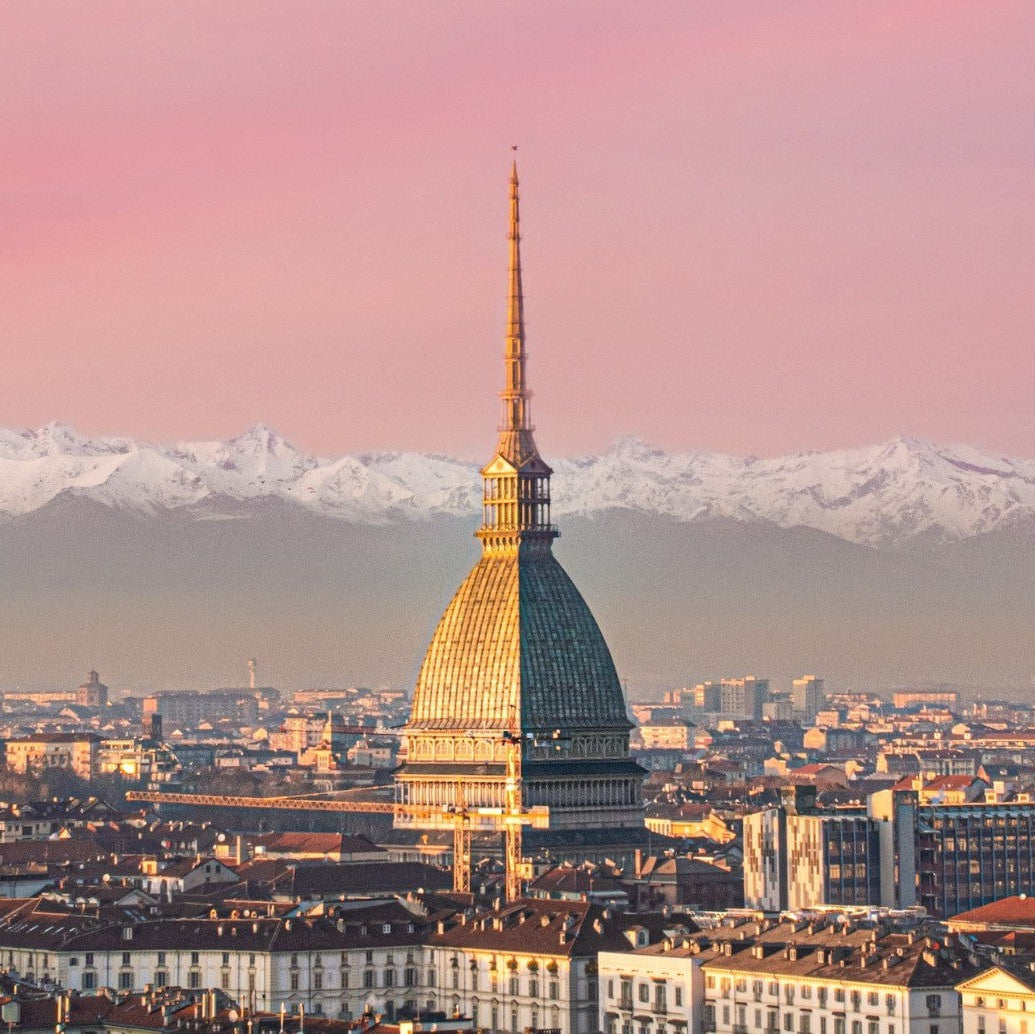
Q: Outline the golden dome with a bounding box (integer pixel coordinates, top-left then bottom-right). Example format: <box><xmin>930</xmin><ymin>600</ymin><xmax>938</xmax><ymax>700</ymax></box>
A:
<box><xmin>408</xmin><ymin>545</ymin><xmax>628</xmax><ymax>733</ymax></box>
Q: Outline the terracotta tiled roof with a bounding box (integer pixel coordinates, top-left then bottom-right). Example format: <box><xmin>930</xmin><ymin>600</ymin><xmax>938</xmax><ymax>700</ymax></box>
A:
<box><xmin>950</xmin><ymin>895</ymin><xmax>1035</xmax><ymax>929</ymax></box>
<box><xmin>252</xmin><ymin>832</ymin><xmax>381</xmax><ymax>855</ymax></box>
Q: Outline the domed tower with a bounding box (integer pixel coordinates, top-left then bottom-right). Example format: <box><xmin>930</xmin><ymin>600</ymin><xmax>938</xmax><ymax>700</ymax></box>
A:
<box><xmin>395</xmin><ymin>166</ymin><xmax>644</xmax><ymax>834</ymax></box>
<box><xmin>76</xmin><ymin>670</ymin><xmax>108</xmax><ymax>709</ymax></box>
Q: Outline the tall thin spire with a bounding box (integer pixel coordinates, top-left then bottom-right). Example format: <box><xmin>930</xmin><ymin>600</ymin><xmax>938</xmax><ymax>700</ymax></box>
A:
<box><xmin>503</xmin><ymin>161</ymin><xmax>528</xmax><ymax>434</ymax></box>
<box><xmin>477</xmin><ymin>162</ymin><xmax>556</xmax><ymax>550</ymax></box>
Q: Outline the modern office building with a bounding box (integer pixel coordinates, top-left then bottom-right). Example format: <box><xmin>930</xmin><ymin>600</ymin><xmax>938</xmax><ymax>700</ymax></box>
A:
<box><xmin>744</xmin><ymin>789</ymin><xmax>880</xmax><ymax>911</ymax></box>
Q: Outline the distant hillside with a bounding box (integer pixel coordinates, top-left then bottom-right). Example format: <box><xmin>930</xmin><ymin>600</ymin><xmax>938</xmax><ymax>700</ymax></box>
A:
<box><xmin>0</xmin><ymin>483</ymin><xmax>1032</xmax><ymax>696</ymax></box>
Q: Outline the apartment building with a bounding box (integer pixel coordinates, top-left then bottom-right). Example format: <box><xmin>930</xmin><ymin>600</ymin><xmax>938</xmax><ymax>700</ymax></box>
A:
<box><xmin>720</xmin><ymin>679</ymin><xmax>770</xmax><ymax>721</ymax></box>
<box><xmin>600</xmin><ymin>918</ymin><xmax>982</xmax><ymax>1034</ymax></box>
<box><xmin>599</xmin><ymin>937</ymin><xmax>703</xmax><ymax>1034</ymax></box>
<box><xmin>0</xmin><ymin>900</ymin><xmax>427</xmax><ymax>1019</ymax></box>
<box><xmin>4</xmin><ymin>733</ymin><xmax>102</xmax><ymax>780</ymax></box>
<box><xmin>425</xmin><ymin>899</ymin><xmax>688</xmax><ymax>1034</ymax></box>
<box><xmin>957</xmin><ymin>960</ymin><xmax>1035</xmax><ymax>1034</ymax></box>
<box><xmin>699</xmin><ymin>930</ymin><xmax>978</xmax><ymax>1034</ymax></box>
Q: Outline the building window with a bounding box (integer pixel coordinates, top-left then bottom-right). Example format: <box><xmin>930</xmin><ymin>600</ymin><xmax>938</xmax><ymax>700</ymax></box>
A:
<box><xmin>785</xmin><ymin>1015</ymin><xmax>794</xmax><ymax>1032</ymax></box>
<box><xmin>157</xmin><ymin>952</ymin><xmax>166</xmax><ymax>965</ymax></box>
<box><xmin>222</xmin><ymin>971</ymin><xmax>231</xmax><ymax>990</ymax></box>
<box><xmin>122</xmin><ymin>952</ymin><xmax>132</xmax><ymax>966</ymax></box>
<box><xmin>222</xmin><ymin>952</ymin><xmax>230</xmax><ymax>965</ymax></box>
<box><xmin>405</xmin><ymin>968</ymin><xmax>417</xmax><ymax>987</ymax></box>
<box><xmin>551</xmin><ymin>980</ymin><xmax>559</xmax><ymax>1001</ymax></box>
<box><xmin>530</xmin><ymin>979</ymin><xmax>539</xmax><ymax>998</ymax></box>
<box><xmin>926</xmin><ymin>998</ymin><xmax>942</xmax><ymax>1016</ymax></box>
<box><xmin>82</xmin><ymin>972</ymin><xmax>97</xmax><ymax>990</ymax></box>
<box><xmin>189</xmin><ymin>971</ymin><xmax>201</xmax><ymax>990</ymax></box>
<box><xmin>290</xmin><ymin>972</ymin><xmax>300</xmax><ymax>991</ymax></box>
<box><xmin>191</xmin><ymin>952</ymin><xmax>200</xmax><ymax>965</ymax></box>
<box><xmin>155</xmin><ymin>971</ymin><xmax>168</xmax><ymax>988</ymax></box>
<box><xmin>364</xmin><ymin>971</ymin><xmax>375</xmax><ymax>989</ymax></box>
<box><xmin>510</xmin><ymin>976</ymin><xmax>519</xmax><ymax>996</ymax></box>
<box><xmin>314</xmin><ymin>971</ymin><xmax>323</xmax><ymax>991</ymax></box>
<box><xmin>385</xmin><ymin>970</ymin><xmax>396</xmax><ymax>988</ymax></box>
<box><xmin>640</xmin><ymin>984</ymin><xmax>651</xmax><ymax>1003</ymax></box>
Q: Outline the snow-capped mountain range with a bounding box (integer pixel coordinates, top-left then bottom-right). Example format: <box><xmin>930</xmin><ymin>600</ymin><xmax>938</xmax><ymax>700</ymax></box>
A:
<box><xmin>1</xmin><ymin>422</ymin><xmax>1033</xmax><ymax>548</ymax></box>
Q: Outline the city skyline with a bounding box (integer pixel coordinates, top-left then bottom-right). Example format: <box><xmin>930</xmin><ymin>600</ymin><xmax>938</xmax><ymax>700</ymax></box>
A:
<box><xmin>3</xmin><ymin>3</ymin><xmax>1034</xmax><ymax>460</ymax></box>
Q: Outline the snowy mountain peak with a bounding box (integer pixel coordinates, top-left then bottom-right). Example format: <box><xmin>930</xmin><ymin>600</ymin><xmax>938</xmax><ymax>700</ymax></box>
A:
<box><xmin>224</xmin><ymin>422</ymin><xmax>296</xmax><ymax>455</ymax></box>
<box><xmin>0</xmin><ymin>424</ymin><xmax>1032</xmax><ymax>547</ymax></box>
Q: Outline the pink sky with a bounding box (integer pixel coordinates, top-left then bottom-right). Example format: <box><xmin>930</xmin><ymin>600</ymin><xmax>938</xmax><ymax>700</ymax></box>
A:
<box><xmin>2</xmin><ymin>1</ymin><xmax>1034</xmax><ymax>460</ymax></box>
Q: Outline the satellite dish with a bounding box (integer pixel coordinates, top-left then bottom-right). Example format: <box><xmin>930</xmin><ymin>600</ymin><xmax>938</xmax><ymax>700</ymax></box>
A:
<box><xmin>102</xmin><ymin>873</ymin><xmax>111</xmax><ymax>883</ymax></box>
<box><xmin>228</xmin><ymin>1010</ymin><xmax>239</xmax><ymax>1022</ymax></box>
<box><xmin>217</xmin><ymin>833</ymin><xmax>226</xmax><ymax>843</ymax></box>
